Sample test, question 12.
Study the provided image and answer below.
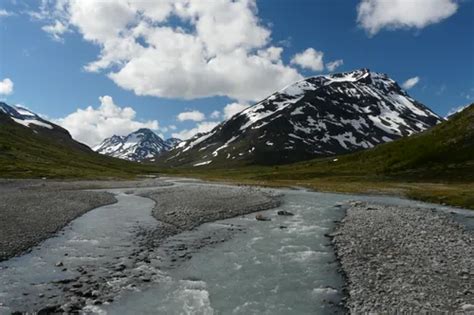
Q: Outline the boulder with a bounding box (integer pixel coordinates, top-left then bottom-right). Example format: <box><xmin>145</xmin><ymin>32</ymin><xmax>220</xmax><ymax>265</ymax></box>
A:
<box><xmin>255</xmin><ymin>214</ymin><xmax>271</xmax><ymax>221</ymax></box>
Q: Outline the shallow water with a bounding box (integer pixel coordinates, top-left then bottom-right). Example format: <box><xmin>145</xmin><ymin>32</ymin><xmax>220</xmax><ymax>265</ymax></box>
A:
<box><xmin>104</xmin><ymin>189</ymin><xmax>348</xmax><ymax>315</ymax></box>
<box><xmin>0</xmin><ymin>193</ymin><xmax>159</xmax><ymax>313</ymax></box>
<box><xmin>0</xmin><ymin>183</ymin><xmax>472</xmax><ymax>314</ymax></box>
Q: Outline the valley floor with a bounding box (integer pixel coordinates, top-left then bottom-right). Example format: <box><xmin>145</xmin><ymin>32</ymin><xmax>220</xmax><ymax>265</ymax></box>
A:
<box><xmin>0</xmin><ymin>177</ymin><xmax>472</xmax><ymax>313</ymax></box>
<box><xmin>157</xmin><ymin>168</ymin><xmax>474</xmax><ymax>211</ymax></box>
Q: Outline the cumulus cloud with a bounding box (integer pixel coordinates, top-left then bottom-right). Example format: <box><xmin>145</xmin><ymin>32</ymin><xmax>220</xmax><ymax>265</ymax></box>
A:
<box><xmin>177</xmin><ymin>110</ymin><xmax>206</xmax><ymax>122</ymax></box>
<box><xmin>401</xmin><ymin>76</ymin><xmax>420</xmax><ymax>90</ymax></box>
<box><xmin>0</xmin><ymin>78</ymin><xmax>13</xmax><ymax>95</ymax></box>
<box><xmin>54</xmin><ymin>95</ymin><xmax>159</xmax><ymax>146</ymax></box>
<box><xmin>35</xmin><ymin>0</ymin><xmax>303</xmax><ymax>102</ymax></box>
<box><xmin>291</xmin><ymin>48</ymin><xmax>325</xmax><ymax>72</ymax></box>
<box><xmin>223</xmin><ymin>102</ymin><xmax>250</xmax><ymax>119</ymax></box>
<box><xmin>357</xmin><ymin>0</ymin><xmax>459</xmax><ymax>36</ymax></box>
<box><xmin>172</xmin><ymin>121</ymin><xmax>219</xmax><ymax>140</ymax></box>
<box><xmin>326</xmin><ymin>59</ymin><xmax>344</xmax><ymax>72</ymax></box>
<box><xmin>42</xmin><ymin>20</ymin><xmax>68</xmax><ymax>41</ymax></box>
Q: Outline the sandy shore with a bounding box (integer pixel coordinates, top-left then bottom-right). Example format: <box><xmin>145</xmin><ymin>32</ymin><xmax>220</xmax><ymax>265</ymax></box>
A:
<box><xmin>331</xmin><ymin>202</ymin><xmax>474</xmax><ymax>313</ymax></box>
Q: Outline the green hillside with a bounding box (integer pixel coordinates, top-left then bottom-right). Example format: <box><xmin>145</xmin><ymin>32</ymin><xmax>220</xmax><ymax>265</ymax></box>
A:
<box><xmin>0</xmin><ymin>114</ymin><xmax>157</xmax><ymax>179</ymax></box>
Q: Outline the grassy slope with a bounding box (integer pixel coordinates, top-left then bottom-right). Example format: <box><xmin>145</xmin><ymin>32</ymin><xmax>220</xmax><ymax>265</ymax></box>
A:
<box><xmin>159</xmin><ymin>105</ymin><xmax>474</xmax><ymax>209</ymax></box>
<box><xmin>0</xmin><ymin>116</ymin><xmax>157</xmax><ymax>179</ymax></box>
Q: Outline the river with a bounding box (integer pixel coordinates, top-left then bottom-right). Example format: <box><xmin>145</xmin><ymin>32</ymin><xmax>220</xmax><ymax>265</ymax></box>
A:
<box><xmin>0</xmin><ymin>181</ymin><xmax>472</xmax><ymax>314</ymax></box>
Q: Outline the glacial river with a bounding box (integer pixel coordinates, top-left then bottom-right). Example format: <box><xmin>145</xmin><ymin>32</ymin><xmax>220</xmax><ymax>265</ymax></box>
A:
<box><xmin>0</xmin><ymin>181</ymin><xmax>472</xmax><ymax>314</ymax></box>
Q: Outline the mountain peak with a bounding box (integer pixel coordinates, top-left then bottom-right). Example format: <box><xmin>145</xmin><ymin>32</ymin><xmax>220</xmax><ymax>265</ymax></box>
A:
<box><xmin>132</xmin><ymin>128</ymin><xmax>155</xmax><ymax>135</ymax></box>
<box><xmin>0</xmin><ymin>102</ymin><xmax>55</xmax><ymax>130</ymax></box>
<box><xmin>94</xmin><ymin>129</ymin><xmax>180</xmax><ymax>162</ymax></box>
<box><xmin>159</xmin><ymin>69</ymin><xmax>442</xmax><ymax>167</ymax></box>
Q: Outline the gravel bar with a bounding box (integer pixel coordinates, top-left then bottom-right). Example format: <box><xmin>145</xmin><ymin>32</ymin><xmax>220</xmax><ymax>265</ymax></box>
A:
<box><xmin>0</xmin><ymin>177</ymin><xmax>177</xmax><ymax>261</ymax></box>
<box><xmin>0</xmin><ymin>190</ymin><xmax>116</xmax><ymax>261</ymax></box>
<box><xmin>141</xmin><ymin>183</ymin><xmax>281</xmax><ymax>232</ymax></box>
<box><xmin>331</xmin><ymin>202</ymin><xmax>474</xmax><ymax>313</ymax></box>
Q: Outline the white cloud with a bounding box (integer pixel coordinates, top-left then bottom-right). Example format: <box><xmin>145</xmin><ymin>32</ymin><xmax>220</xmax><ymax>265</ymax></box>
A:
<box><xmin>42</xmin><ymin>20</ymin><xmax>68</xmax><ymax>41</ymax></box>
<box><xmin>168</xmin><ymin>124</ymin><xmax>177</xmax><ymax>130</ymax></box>
<box><xmin>326</xmin><ymin>59</ymin><xmax>344</xmax><ymax>72</ymax></box>
<box><xmin>223</xmin><ymin>102</ymin><xmax>250</xmax><ymax>119</ymax></box>
<box><xmin>177</xmin><ymin>110</ymin><xmax>205</xmax><ymax>122</ymax></box>
<box><xmin>35</xmin><ymin>0</ymin><xmax>303</xmax><ymax>102</ymax></box>
<box><xmin>401</xmin><ymin>76</ymin><xmax>420</xmax><ymax>90</ymax></box>
<box><xmin>357</xmin><ymin>0</ymin><xmax>459</xmax><ymax>36</ymax></box>
<box><xmin>54</xmin><ymin>95</ymin><xmax>159</xmax><ymax>146</ymax></box>
<box><xmin>210</xmin><ymin>110</ymin><xmax>221</xmax><ymax>119</ymax></box>
<box><xmin>291</xmin><ymin>48</ymin><xmax>325</xmax><ymax>72</ymax></box>
<box><xmin>0</xmin><ymin>78</ymin><xmax>13</xmax><ymax>95</ymax></box>
<box><xmin>172</xmin><ymin>121</ymin><xmax>219</xmax><ymax>140</ymax></box>
<box><xmin>0</xmin><ymin>9</ymin><xmax>13</xmax><ymax>17</ymax></box>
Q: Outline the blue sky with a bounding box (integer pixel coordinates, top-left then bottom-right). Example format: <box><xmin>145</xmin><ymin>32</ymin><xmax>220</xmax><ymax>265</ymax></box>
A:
<box><xmin>0</xmin><ymin>0</ymin><xmax>473</xmax><ymax>146</ymax></box>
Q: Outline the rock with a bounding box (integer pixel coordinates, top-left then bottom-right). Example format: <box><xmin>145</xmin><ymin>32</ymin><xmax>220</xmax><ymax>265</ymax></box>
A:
<box><xmin>114</xmin><ymin>264</ymin><xmax>126</xmax><ymax>271</ymax></box>
<box><xmin>277</xmin><ymin>210</ymin><xmax>294</xmax><ymax>216</ymax></box>
<box><xmin>255</xmin><ymin>214</ymin><xmax>271</xmax><ymax>221</ymax></box>
<box><xmin>461</xmin><ymin>304</ymin><xmax>474</xmax><ymax>311</ymax></box>
<box><xmin>38</xmin><ymin>305</ymin><xmax>62</xmax><ymax>314</ymax></box>
<box><xmin>55</xmin><ymin>261</ymin><xmax>63</xmax><ymax>267</ymax></box>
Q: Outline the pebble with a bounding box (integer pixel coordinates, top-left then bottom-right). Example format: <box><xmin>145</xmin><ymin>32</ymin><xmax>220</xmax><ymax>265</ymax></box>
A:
<box><xmin>332</xmin><ymin>202</ymin><xmax>474</xmax><ymax>312</ymax></box>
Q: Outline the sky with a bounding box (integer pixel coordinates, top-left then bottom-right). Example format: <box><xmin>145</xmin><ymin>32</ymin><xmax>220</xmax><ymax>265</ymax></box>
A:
<box><xmin>0</xmin><ymin>0</ymin><xmax>473</xmax><ymax>146</ymax></box>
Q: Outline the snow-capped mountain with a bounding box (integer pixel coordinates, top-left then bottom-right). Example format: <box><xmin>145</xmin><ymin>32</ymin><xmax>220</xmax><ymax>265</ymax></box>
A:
<box><xmin>0</xmin><ymin>102</ymin><xmax>91</xmax><ymax>151</ymax></box>
<box><xmin>161</xmin><ymin>69</ymin><xmax>442</xmax><ymax>167</ymax></box>
<box><xmin>0</xmin><ymin>102</ymin><xmax>55</xmax><ymax>130</ymax></box>
<box><xmin>94</xmin><ymin>128</ymin><xmax>180</xmax><ymax>162</ymax></box>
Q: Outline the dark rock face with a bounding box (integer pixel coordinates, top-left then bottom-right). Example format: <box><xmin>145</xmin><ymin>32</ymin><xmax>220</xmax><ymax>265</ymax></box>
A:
<box><xmin>94</xmin><ymin>128</ymin><xmax>181</xmax><ymax>162</ymax></box>
<box><xmin>160</xmin><ymin>69</ymin><xmax>442</xmax><ymax>166</ymax></box>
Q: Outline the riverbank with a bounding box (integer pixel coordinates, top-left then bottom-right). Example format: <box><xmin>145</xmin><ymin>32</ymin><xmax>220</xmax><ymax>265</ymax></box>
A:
<box><xmin>331</xmin><ymin>201</ymin><xmax>474</xmax><ymax>312</ymax></box>
<box><xmin>0</xmin><ymin>178</ymin><xmax>173</xmax><ymax>261</ymax></box>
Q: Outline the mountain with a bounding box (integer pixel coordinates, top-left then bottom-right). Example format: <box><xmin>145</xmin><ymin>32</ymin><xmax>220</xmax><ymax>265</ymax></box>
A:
<box><xmin>0</xmin><ymin>102</ymin><xmax>155</xmax><ymax>178</ymax></box>
<box><xmin>164</xmin><ymin>137</ymin><xmax>182</xmax><ymax>148</ymax></box>
<box><xmin>159</xmin><ymin>69</ymin><xmax>442</xmax><ymax>167</ymax></box>
<box><xmin>262</xmin><ymin>103</ymin><xmax>474</xmax><ymax>181</ymax></box>
<box><xmin>0</xmin><ymin>102</ymin><xmax>91</xmax><ymax>152</ymax></box>
<box><xmin>94</xmin><ymin>129</ymin><xmax>180</xmax><ymax>162</ymax></box>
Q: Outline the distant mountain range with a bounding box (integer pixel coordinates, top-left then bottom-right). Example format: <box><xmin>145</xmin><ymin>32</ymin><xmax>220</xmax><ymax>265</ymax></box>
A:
<box><xmin>94</xmin><ymin>129</ymin><xmax>180</xmax><ymax>162</ymax></box>
<box><xmin>158</xmin><ymin>69</ymin><xmax>442</xmax><ymax>167</ymax></box>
